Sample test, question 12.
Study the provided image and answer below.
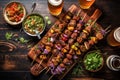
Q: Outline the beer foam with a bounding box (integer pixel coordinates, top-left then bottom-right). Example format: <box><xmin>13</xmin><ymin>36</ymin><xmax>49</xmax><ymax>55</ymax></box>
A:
<box><xmin>114</xmin><ymin>27</ymin><xmax>120</xmax><ymax>42</ymax></box>
<box><xmin>48</xmin><ymin>0</ymin><xmax>62</xmax><ymax>6</ymax></box>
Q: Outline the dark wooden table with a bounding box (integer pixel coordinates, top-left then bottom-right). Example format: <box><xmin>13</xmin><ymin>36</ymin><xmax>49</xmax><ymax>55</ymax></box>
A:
<box><xmin>0</xmin><ymin>0</ymin><xmax>120</xmax><ymax>80</ymax></box>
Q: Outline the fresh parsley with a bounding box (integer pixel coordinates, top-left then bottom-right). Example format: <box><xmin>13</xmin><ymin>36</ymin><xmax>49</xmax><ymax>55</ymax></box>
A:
<box><xmin>5</xmin><ymin>32</ymin><xmax>13</xmax><ymax>40</ymax></box>
<box><xmin>19</xmin><ymin>37</ymin><xmax>29</xmax><ymax>44</ymax></box>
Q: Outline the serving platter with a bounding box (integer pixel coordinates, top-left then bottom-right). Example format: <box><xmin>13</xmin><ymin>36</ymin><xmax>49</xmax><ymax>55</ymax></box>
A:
<box><xmin>28</xmin><ymin>4</ymin><xmax>104</xmax><ymax>80</ymax></box>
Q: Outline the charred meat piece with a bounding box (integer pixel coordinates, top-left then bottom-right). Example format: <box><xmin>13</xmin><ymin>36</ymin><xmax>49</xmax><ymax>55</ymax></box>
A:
<box><xmin>68</xmin><ymin>38</ymin><xmax>74</xmax><ymax>45</ymax></box>
<box><xmin>69</xmin><ymin>20</ymin><xmax>76</xmax><ymax>26</ymax></box>
<box><xmin>76</xmin><ymin>23</ymin><xmax>82</xmax><ymax>31</ymax></box>
<box><xmin>80</xmin><ymin>32</ymin><xmax>87</xmax><ymax>39</ymax></box>
<box><xmin>85</xmin><ymin>26</ymin><xmax>92</xmax><ymax>33</ymax></box>
<box><xmin>45</xmin><ymin>42</ymin><xmax>54</xmax><ymax>47</ymax></box>
<box><xmin>34</xmin><ymin>49</ymin><xmax>41</xmax><ymax>55</ymax></box>
<box><xmin>60</xmin><ymin>63</ymin><xmax>66</xmax><ymax>68</ymax></box>
<box><xmin>63</xmin><ymin>58</ymin><xmax>69</xmax><ymax>64</ymax></box>
<box><xmin>69</xmin><ymin>49</ymin><xmax>75</xmax><ymax>55</ymax></box>
<box><xmin>77</xmin><ymin>37</ymin><xmax>83</xmax><ymax>43</ymax></box>
<box><xmin>66</xmin><ymin>54</ymin><xmax>72</xmax><ymax>60</ymax></box>
<box><xmin>51</xmin><ymin>33</ymin><xmax>59</xmax><ymax>38</ymax></box>
<box><xmin>47</xmin><ymin>32</ymin><xmax>53</xmax><ymax>37</ymax></box>
<box><xmin>80</xmin><ymin>45</ymin><xmax>87</xmax><ymax>52</ymax></box>
<box><xmin>64</xmin><ymin>29</ymin><xmax>72</xmax><ymax>37</ymax></box>
<box><xmin>42</xmin><ymin>37</ymin><xmax>53</xmax><ymax>46</ymax></box>
<box><xmin>63</xmin><ymin>58</ymin><xmax>72</xmax><ymax>65</ymax></box>
<box><xmin>71</xmin><ymin>32</ymin><xmax>78</xmax><ymax>39</ymax></box>
<box><xmin>58</xmin><ymin>24</ymin><xmax>64</xmax><ymax>29</ymax></box>
<box><xmin>96</xmin><ymin>32</ymin><xmax>103</xmax><ymax>40</ymax></box>
<box><xmin>64</xmin><ymin>44</ymin><xmax>70</xmax><ymax>50</ymax></box>
<box><xmin>51</xmin><ymin>58</ymin><xmax>59</xmax><ymax>66</ymax></box>
<box><xmin>55</xmin><ymin>20</ymin><xmax>61</xmax><ymax>24</ymax></box>
<box><xmin>59</xmin><ymin>40</ymin><xmax>66</xmax><ymax>46</ymax></box>
<box><xmin>67</xmin><ymin>20</ymin><xmax>76</xmax><ymax>31</ymax></box>
<box><xmin>73</xmin><ymin>15</ymin><xmax>80</xmax><ymax>21</ymax></box>
<box><xmin>52</xmin><ymin>49</ymin><xmax>59</xmax><ymax>56</ymax></box>
<box><xmin>88</xmin><ymin>39</ymin><xmax>94</xmax><ymax>46</ymax></box>
<box><xmin>42</xmin><ymin>36</ymin><xmax>48</xmax><ymax>44</ymax></box>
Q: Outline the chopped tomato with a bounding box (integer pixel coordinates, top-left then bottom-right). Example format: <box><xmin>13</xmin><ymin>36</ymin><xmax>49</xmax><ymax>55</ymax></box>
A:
<box><xmin>5</xmin><ymin>2</ymin><xmax>24</xmax><ymax>22</ymax></box>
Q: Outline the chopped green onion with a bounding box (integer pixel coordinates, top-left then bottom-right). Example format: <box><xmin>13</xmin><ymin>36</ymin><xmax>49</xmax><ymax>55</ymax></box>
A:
<box><xmin>45</xmin><ymin>16</ymin><xmax>49</xmax><ymax>20</ymax></box>
<box><xmin>19</xmin><ymin>37</ymin><xmax>29</xmax><ymax>44</ymax></box>
<box><xmin>47</xmin><ymin>20</ymin><xmax>51</xmax><ymax>25</ymax></box>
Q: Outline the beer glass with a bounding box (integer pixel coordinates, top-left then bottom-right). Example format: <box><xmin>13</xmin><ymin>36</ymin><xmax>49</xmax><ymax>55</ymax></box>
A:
<box><xmin>106</xmin><ymin>55</ymin><xmax>120</xmax><ymax>71</ymax></box>
<box><xmin>107</xmin><ymin>27</ymin><xmax>120</xmax><ymax>47</ymax></box>
<box><xmin>47</xmin><ymin>0</ymin><xmax>63</xmax><ymax>16</ymax></box>
<box><xmin>78</xmin><ymin>0</ymin><xmax>95</xmax><ymax>9</ymax></box>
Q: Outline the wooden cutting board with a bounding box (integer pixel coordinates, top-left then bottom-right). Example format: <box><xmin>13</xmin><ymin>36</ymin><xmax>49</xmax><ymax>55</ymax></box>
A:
<box><xmin>28</xmin><ymin>4</ymin><xmax>103</xmax><ymax>80</ymax></box>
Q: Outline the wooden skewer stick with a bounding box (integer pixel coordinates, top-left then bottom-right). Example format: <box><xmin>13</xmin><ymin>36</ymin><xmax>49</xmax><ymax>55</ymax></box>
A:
<box><xmin>90</xmin><ymin>17</ymin><xmax>98</xmax><ymax>27</ymax></box>
<box><xmin>44</xmin><ymin>53</ymin><xmax>55</xmax><ymax>74</ymax></box>
<box><xmin>39</xmin><ymin>66</ymin><xmax>48</xmax><ymax>74</ymax></box>
<box><xmin>77</xmin><ymin>9</ymin><xmax>82</xmax><ymax>17</ymax></box>
<box><xmin>82</xmin><ymin>13</ymin><xmax>87</xmax><ymax>21</ymax></box>
<box><xmin>105</xmin><ymin>25</ymin><xmax>111</xmax><ymax>34</ymax></box>
<box><xmin>31</xmin><ymin>54</ymin><xmax>38</xmax><ymax>66</ymax></box>
<box><xmin>48</xmin><ymin>75</ymin><xmax>54</xmax><ymax>80</ymax></box>
<box><xmin>38</xmin><ymin>59</ymin><xmax>44</xmax><ymax>67</ymax></box>
<box><xmin>45</xmin><ymin>67</ymin><xmax>51</xmax><ymax>74</ymax></box>
<box><xmin>105</xmin><ymin>25</ymin><xmax>111</xmax><ymax>31</ymax></box>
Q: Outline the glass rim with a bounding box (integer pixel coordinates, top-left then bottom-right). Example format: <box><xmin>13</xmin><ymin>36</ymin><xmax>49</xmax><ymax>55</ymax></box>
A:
<box><xmin>114</xmin><ymin>27</ymin><xmax>120</xmax><ymax>42</ymax></box>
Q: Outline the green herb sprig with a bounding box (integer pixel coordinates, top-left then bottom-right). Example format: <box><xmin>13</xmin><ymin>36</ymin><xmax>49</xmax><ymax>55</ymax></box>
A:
<box><xmin>5</xmin><ymin>32</ymin><xmax>13</xmax><ymax>40</ymax></box>
<box><xmin>19</xmin><ymin>37</ymin><xmax>29</xmax><ymax>44</ymax></box>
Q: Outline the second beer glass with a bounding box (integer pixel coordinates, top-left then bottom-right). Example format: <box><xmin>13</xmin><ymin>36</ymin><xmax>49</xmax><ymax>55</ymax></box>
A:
<box><xmin>79</xmin><ymin>0</ymin><xmax>95</xmax><ymax>9</ymax></box>
<box><xmin>48</xmin><ymin>0</ymin><xmax>63</xmax><ymax>16</ymax></box>
<box><xmin>107</xmin><ymin>27</ymin><xmax>120</xmax><ymax>47</ymax></box>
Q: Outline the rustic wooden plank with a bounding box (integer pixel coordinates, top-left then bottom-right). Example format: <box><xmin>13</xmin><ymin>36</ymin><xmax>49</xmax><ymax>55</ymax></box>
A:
<box><xmin>0</xmin><ymin>54</ymin><xmax>31</xmax><ymax>71</ymax></box>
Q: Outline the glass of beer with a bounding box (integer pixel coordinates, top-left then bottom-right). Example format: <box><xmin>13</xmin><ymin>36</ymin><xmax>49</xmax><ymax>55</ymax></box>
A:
<box><xmin>78</xmin><ymin>0</ymin><xmax>95</xmax><ymax>9</ymax></box>
<box><xmin>106</xmin><ymin>55</ymin><xmax>120</xmax><ymax>71</ymax></box>
<box><xmin>107</xmin><ymin>27</ymin><xmax>120</xmax><ymax>47</ymax></box>
<box><xmin>47</xmin><ymin>0</ymin><xmax>64</xmax><ymax>16</ymax></box>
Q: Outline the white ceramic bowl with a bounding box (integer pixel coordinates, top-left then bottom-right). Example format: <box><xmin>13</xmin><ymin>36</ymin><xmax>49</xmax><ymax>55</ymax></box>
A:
<box><xmin>3</xmin><ymin>1</ymin><xmax>26</xmax><ymax>25</ymax></box>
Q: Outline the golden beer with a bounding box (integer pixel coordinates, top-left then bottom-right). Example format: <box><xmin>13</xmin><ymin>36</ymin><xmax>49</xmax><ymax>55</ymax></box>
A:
<box><xmin>79</xmin><ymin>0</ymin><xmax>95</xmax><ymax>9</ymax></box>
<box><xmin>48</xmin><ymin>0</ymin><xmax>63</xmax><ymax>16</ymax></box>
<box><xmin>107</xmin><ymin>27</ymin><xmax>120</xmax><ymax>46</ymax></box>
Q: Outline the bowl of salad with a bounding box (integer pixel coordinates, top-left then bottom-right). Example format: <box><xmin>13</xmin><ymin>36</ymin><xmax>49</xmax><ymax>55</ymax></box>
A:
<box><xmin>83</xmin><ymin>50</ymin><xmax>104</xmax><ymax>72</ymax></box>
<box><xmin>22</xmin><ymin>13</ymin><xmax>46</xmax><ymax>39</ymax></box>
<box><xmin>3</xmin><ymin>1</ymin><xmax>26</xmax><ymax>25</ymax></box>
